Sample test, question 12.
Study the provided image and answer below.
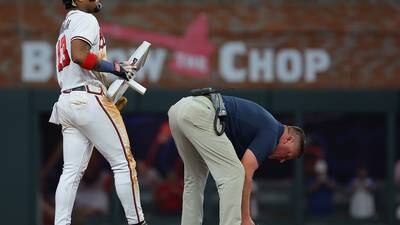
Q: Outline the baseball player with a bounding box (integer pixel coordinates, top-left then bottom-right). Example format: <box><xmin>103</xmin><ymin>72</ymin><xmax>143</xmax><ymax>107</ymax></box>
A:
<box><xmin>168</xmin><ymin>92</ymin><xmax>306</xmax><ymax>225</ymax></box>
<box><xmin>49</xmin><ymin>0</ymin><xmax>147</xmax><ymax>224</ymax></box>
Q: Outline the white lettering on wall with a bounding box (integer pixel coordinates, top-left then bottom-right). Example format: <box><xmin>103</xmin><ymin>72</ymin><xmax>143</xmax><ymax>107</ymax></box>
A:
<box><xmin>108</xmin><ymin>48</ymin><xmax>167</xmax><ymax>82</ymax></box>
<box><xmin>136</xmin><ymin>49</ymin><xmax>167</xmax><ymax>82</ymax></box>
<box><xmin>219</xmin><ymin>41</ymin><xmax>331</xmax><ymax>83</ymax></box>
<box><xmin>175</xmin><ymin>51</ymin><xmax>207</xmax><ymax>73</ymax></box>
<box><xmin>219</xmin><ymin>42</ymin><xmax>246</xmax><ymax>82</ymax></box>
<box><xmin>22</xmin><ymin>41</ymin><xmax>52</xmax><ymax>82</ymax></box>
<box><xmin>276</xmin><ymin>49</ymin><xmax>302</xmax><ymax>83</ymax></box>
<box><xmin>21</xmin><ymin>41</ymin><xmax>330</xmax><ymax>85</ymax></box>
<box><xmin>305</xmin><ymin>49</ymin><xmax>330</xmax><ymax>82</ymax></box>
<box><xmin>249</xmin><ymin>48</ymin><xmax>274</xmax><ymax>82</ymax></box>
<box><xmin>21</xmin><ymin>41</ymin><xmax>166</xmax><ymax>83</ymax></box>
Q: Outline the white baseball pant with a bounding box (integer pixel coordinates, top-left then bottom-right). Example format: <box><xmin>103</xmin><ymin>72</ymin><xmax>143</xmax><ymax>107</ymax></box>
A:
<box><xmin>50</xmin><ymin>86</ymin><xmax>144</xmax><ymax>225</ymax></box>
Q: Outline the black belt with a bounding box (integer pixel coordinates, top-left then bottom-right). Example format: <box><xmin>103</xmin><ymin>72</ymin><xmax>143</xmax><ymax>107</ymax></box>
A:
<box><xmin>200</xmin><ymin>94</ymin><xmax>212</xmax><ymax>101</ymax></box>
<box><xmin>62</xmin><ymin>85</ymin><xmax>103</xmax><ymax>95</ymax></box>
<box><xmin>62</xmin><ymin>85</ymin><xmax>86</xmax><ymax>93</ymax></box>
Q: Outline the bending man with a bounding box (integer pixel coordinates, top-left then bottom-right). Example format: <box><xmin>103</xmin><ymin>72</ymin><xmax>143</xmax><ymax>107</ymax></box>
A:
<box><xmin>168</xmin><ymin>92</ymin><xmax>305</xmax><ymax>225</ymax></box>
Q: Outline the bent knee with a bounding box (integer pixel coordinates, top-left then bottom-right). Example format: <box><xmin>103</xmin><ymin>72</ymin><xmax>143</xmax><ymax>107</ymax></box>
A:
<box><xmin>216</xmin><ymin>165</ymin><xmax>245</xmax><ymax>185</ymax></box>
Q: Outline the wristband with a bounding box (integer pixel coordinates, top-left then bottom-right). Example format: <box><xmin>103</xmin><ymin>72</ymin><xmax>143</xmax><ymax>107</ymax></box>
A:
<box><xmin>97</xmin><ymin>60</ymin><xmax>116</xmax><ymax>73</ymax></box>
<box><xmin>81</xmin><ymin>52</ymin><xmax>98</xmax><ymax>70</ymax></box>
<box><xmin>97</xmin><ymin>60</ymin><xmax>128</xmax><ymax>80</ymax></box>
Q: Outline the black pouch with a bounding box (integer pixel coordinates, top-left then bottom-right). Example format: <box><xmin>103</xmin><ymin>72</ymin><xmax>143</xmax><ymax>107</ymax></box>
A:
<box><xmin>190</xmin><ymin>87</ymin><xmax>227</xmax><ymax>135</ymax></box>
<box><xmin>190</xmin><ymin>87</ymin><xmax>218</xmax><ymax>96</ymax></box>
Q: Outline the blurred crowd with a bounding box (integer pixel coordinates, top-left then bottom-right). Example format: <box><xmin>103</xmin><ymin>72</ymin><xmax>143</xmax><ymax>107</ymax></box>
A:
<box><xmin>39</xmin><ymin>114</ymin><xmax>400</xmax><ymax>224</ymax></box>
<box><xmin>304</xmin><ymin>143</ymin><xmax>378</xmax><ymax>220</ymax></box>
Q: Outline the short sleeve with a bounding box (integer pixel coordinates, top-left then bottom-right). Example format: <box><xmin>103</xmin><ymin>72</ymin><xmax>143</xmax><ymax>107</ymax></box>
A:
<box><xmin>70</xmin><ymin>14</ymin><xmax>99</xmax><ymax>46</ymax></box>
<box><xmin>248</xmin><ymin>130</ymin><xmax>276</xmax><ymax>165</ymax></box>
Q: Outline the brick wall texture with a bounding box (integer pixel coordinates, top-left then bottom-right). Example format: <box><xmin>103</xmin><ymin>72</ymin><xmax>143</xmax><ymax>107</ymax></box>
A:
<box><xmin>1</xmin><ymin>1</ymin><xmax>399</xmax><ymax>89</ymax></box>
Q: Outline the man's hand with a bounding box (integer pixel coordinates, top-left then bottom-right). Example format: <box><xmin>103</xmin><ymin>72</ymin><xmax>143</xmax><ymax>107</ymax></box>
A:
<box><xmin>115</xmin><ymin>96</ymin><xmax>128</xmax><ymax>111</ymax></box>
<box><xmin>241</xmin><ymin>217</ymin><xmax>255</xmax><ymax>225</ymax></box>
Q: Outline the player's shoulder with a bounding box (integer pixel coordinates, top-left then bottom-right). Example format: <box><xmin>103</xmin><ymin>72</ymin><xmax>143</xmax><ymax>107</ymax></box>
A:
<box><xmin>67</xmin><ymin>10</ymin><xmax>99</xmax><ymax>25</ymax></box>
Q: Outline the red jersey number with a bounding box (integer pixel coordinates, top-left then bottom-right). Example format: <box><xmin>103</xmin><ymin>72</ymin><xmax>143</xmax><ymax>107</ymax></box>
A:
<box><xmin>57</xmin><ymin>35</ymin><xmax>70</xmax><ymax>72</ymax></box>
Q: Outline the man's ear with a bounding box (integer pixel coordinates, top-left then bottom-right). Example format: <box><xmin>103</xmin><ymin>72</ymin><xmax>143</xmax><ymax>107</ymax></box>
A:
<box><xmin>284</xmin><ymin>135</ymin><xmax>294</xmax><ymax>144</ymax></box>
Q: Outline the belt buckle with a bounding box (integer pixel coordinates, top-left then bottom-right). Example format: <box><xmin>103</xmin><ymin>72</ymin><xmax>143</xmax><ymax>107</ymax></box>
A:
<box><xmin>86</xmin><ymin>85</ymin><xmax>103</xmax><ymax>95</ymax></box>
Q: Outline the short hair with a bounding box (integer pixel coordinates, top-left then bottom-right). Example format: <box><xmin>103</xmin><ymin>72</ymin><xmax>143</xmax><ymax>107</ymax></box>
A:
<box><xmin>62</xmin><ymin>0</ymin><xmax>74</xmax><ymax>10</ymax></box>
<box><xmin>289</xmin><ymin>126</ymin><xmax>306</xmax><ymax>158</ymax></box>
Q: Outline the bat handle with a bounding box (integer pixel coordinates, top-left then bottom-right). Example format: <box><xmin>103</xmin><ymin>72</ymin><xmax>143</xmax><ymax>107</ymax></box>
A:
<box><xmin>127</xmin><ymin>79</ymin><xmax>147</xmax><ymax>95</ymax></box>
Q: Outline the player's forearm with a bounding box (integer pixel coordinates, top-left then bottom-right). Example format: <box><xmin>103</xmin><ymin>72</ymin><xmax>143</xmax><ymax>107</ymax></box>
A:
<box><xmin>71</xmin><ymin>39</ymin><xmax>129</xmax><ymax>80</ymax></box>
<box><xmin>78</xmin><ymin>52</ymin><xmax>129</xmax><ymax>80</ymax></box>
<box><xmin>72</xmin><ymin>50</ymin><xmax>109</xmax><ymax>72</ymax></box>
<box><xmin>241</xmin><ymin>175</ymin><xmax>253</xmax><ymax>220</ymax></box>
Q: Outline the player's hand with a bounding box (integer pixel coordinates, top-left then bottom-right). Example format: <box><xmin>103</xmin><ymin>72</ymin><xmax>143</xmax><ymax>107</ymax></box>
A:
<box><xmin>113</xmin><ymin>61</ymin><xmax>135</xmax><ymax>80</ymax></box>
<box><xmin>119</xmin><ymin>61</ymin><xmax>137</xmax><ymax>72</ymax></box>
<box><xmin>115</xmin><ymin>96</ymin><xmax>128</xmax><ymax>111</ymax></box>
<box><xmin>119</xmin><ymin>61</ymin><xmax>137</xmax><ymax>80</ymax></box>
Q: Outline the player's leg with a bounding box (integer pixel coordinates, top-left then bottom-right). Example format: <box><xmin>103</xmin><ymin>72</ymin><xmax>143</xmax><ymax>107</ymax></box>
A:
<box><xmin>178</xmin><ymin>96</ymin><xmax>245</xmax><ymax>225</ymax></box>
<box><xmin>55</xmin><ymin>126</ymin><xmax>94</xmax><ymax>225</ymax></box>
<box><xmin>168</xmin><ymin>102</ymin><xmax>209</xmax><ymax>225</ymax></box>
<box><xmin>79</xmin><ymin>95</ymin><xmax>144</xmax><ymax>224</ymax></box>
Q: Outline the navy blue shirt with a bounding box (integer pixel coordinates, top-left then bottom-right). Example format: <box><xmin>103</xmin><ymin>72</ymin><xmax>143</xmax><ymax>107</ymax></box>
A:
<box><xmin>222</xmin><ymin>96</ymin><xmax>284</xmax><ymax>165</ymax></box>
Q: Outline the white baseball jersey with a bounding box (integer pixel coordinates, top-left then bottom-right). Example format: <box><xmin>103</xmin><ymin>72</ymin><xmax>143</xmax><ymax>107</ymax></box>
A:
<box><xmin>51</xmin><ymin>9</ymin><xmax>145</xmax><ymax>225</ymax></box>
<box><xmin>55</xmin><ymin>10</ymin><xmax>107</xmax><ymax>91</ymax></box>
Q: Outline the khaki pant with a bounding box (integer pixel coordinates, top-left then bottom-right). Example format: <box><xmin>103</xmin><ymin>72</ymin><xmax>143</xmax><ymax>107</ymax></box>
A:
<box><xmin>168</xmin><ymin>96</ymin><xmax>245</xmax><ymax>225</ymax></box>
